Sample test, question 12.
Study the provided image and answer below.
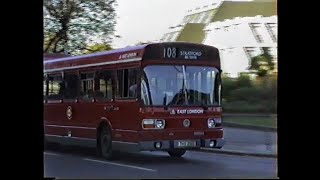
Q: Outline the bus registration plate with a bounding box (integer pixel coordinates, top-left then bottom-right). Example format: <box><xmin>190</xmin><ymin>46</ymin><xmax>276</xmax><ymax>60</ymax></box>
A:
<box><xmin>176</xmin><ymin>140</ymin><xmax>197</xmax><ymax>147</ymax></box>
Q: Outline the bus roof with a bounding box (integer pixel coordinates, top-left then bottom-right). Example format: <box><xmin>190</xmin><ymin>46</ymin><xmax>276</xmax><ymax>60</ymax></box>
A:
<box><xmin>44</xmin><ymin>53</ymin><xmax>72</xmax><ymax>60</ymax></box>
<box><xmin>44</xmin><ymin>42</ymin><xmax>220</xmax><ymax>73</ymax></box>
<box><xmin>44</xmin><ymin>44</ymin><xmax>148</xmax><ymax>64</ymax></box>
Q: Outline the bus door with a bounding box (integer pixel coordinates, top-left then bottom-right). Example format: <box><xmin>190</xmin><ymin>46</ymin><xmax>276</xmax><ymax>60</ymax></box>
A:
<box><xmin>109</xmin><ymin>68</ymin><xmax>140</xmax><ymax>141</ymax></box>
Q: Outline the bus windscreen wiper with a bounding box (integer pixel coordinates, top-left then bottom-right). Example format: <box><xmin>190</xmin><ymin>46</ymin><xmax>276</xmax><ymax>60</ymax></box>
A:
<box><xmin>182</xmin><ymin>65</ymin><xmax>189</xmax><ymax>105</ymax></box>
<box><xmin>199</xmin><ymin>101</ymin><xmax>208</xmax><ymax>110</ymax></box>
<box><xmin>163</xmin><ymin>93</ymin><xmax>170</xmax><ymax>110</ymax></box>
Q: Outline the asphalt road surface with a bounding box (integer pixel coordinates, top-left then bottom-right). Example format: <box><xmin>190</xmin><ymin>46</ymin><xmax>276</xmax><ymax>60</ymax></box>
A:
<box><xmin>44</xmin><ymin>146</ymin><xmax>277</xmax><ymax>179</ymax></box>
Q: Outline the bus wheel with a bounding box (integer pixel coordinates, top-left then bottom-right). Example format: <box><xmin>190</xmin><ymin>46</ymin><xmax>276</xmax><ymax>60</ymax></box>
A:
<box><xmin>98</xmin><ymin>126</ymin><xmax>113</xmax><ymax>160</ymax></box>
<box><xmin>168</xmin><ymin>149</ymin><xmax>186</xmax><ymax>158</ymax></box>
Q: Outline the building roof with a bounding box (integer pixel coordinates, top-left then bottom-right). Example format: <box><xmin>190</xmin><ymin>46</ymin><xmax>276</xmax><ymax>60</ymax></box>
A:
<box><xmin>212</xmin><ymin>0</ymin><xmax>276</xmax><ymax>22</ymax></box>
<box><xmin>175</xmin><ymin>23</ymin><xmax>206</xmax><ymax>43</ymax></box>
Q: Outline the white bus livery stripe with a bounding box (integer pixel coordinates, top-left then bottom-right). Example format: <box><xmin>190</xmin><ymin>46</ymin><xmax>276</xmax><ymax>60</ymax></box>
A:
<box><xmin>46</xmin><ymin>134</ymin><xmax>96</xmax><ymax>141</ymax></box>
<box><xmin>44</xmin><ymin>57</ymin><xmax>142</xmax><ymax>73</ymax></box>
<box><xmin>46</xmin><ymin>124</ymin><xmax>96</xmax><ymax>130</ymax></box>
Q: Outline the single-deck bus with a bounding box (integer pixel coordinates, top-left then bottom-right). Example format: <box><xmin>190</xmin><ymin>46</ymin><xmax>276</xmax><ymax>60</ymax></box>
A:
<box><xmin>44</xmin><ymin>42</ymin><xmax>225</xmax><ymax>159</ymax></box>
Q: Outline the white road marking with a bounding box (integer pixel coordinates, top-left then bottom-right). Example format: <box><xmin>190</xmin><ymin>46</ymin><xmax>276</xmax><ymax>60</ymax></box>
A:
<box><xmin>83</xmin><ymin>158</ymin><xmax>157</xmax><ymax>172</ymax></box>
<box><xmin>44</xmin><ymin>152</ymin><xmax>62</xmax><ymax>156</ymax></box>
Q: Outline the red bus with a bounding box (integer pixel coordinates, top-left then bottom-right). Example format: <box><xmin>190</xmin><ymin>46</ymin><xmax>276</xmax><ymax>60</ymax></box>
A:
<box><xmin>44</xmin><ymin>42</ymin><xmax>225</xmax><ymax>159</ymax></box>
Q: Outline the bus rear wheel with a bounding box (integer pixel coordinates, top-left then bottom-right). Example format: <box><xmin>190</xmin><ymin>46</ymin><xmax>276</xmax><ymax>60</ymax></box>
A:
<box><xmin>98</xmin><ymin>126</ymin><xmax>113</xmax><ymax>160</ymax></box>
<box><xmin>168</xmin><ymin>149</ymin><xmax>186</xmax><ymax>158</ymax></box>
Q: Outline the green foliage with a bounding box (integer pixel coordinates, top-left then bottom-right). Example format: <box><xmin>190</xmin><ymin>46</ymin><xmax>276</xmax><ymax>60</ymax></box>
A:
<box><xmin>249</xmin><ymin>51</ymin><xmax>275</xmax><ymax>77</ymax></box>
<box><xmin>229</xmin><ymin>87</ymin><xmax>261</xmax><ymax>102</ymax></box>
<box><xmin>223</xmin><ymin>101</ymin><xmax>265</xmax><ymax>113</ymax></box>
<box><xmin>83</xmin><ymin>44</ymin><xmax>113</xmax><ymax>54</ymax></box>
<box><xmin>236</xmin><ymin>73</ymin><xmax>252</xmax><ymax>87</ymax></box>
<box><xmin>223</xmin><ymin>100</ymin><xmax>276</xmax><ymax>113</ymax></box>
<box><xmin>44</xmin><ymin>0</ymin><xmax>117</xmax><ymax>55</ymax></box>
<box><xmin>221</xmin><ymin>76</ymin><xmax>237</xmax><ymax>98</ymax></box>
<box><xmin>222</xmin><ymin>73</ymin><xmax>277</xmax><ymax>113</ymax></box>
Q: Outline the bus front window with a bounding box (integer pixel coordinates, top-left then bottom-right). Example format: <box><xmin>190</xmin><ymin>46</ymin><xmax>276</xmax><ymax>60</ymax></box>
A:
<box><xmin>141</xmin><ymin>65</ymin><xmax>221</xmax><ymax>106</ymax></box>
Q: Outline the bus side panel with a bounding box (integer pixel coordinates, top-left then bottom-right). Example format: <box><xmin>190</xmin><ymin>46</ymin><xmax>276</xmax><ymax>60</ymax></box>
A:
<box><xmin>44</xmin><ymin>102</ymin><xmax>70</xmax><ymax>137</ymax></box>
<box><xmin>61</xmin><ymin>101</ymin><xmax>101</xmax><ymax>139</ymax></box>
<box><xmin>109</xmin><ymin>100</ymin><xmax>141</xmax><ymax>142</ymax></box>
<box><xmin>44</xmin><ymin>101</ymin><xmax>104</xmax><ymax>140</ymax></box>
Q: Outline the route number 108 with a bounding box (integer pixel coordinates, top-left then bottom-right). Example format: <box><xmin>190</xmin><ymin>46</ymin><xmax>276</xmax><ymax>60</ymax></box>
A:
<box><xmin>163</xmin><ymin>47</ymin><xmax>177</xmax><ymax>58</ymax></box>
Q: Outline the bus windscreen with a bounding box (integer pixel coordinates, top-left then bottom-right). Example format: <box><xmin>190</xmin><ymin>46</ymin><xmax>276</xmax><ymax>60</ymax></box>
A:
<box><xmin>141</xmin><ymin>65</ymin><xmax>221</xmax><ymax>107</ymax></box>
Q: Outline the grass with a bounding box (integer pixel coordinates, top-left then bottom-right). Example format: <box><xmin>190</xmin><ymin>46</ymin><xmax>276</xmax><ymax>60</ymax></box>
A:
<box><xmin>223</xmin><ymin>116</ymin><xmax>277</xmax><ymax>128</ymax></box>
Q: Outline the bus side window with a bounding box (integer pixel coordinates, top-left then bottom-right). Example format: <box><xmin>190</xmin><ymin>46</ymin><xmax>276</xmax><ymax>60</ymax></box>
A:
<box><xmin>80</xmin><ymin>72</ymin><xmax>94</xmax><ymax>100</ymax></box>
<box><xmin>64</xmin><ymin>73</ymin><xmax>79</xmax><ymax>99</ymax></box>
<box><xmin>47</xmin><ymin>74</ymin><xmax>63</xmax><ymax>100</ymax></box>
<box><xmin>116</xmin><ymin>69</ymin><xmax>126</xmax><ymax>98</ymax></box>
<box><xmin>128</xmin><ymin>68</ymin><xmax>138</xmax><ymax>98</ymax></box>
<box><xmin>95</xmin><ymin>70</ymin><xmax>113</xmax><ymax>100</ymax></box>
<box><xmin>116</xmin><ymin>68</ymin><xmax>138</xmax><ymax>98</ymax></box>
<box><xmin>43</xmin><ymin>75</ymin><xmax>48</xmax><ymax>99</ymax></box>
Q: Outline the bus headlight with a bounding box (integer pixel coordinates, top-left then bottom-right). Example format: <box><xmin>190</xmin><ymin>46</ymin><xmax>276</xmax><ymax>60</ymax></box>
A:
<box><xmin>208</xmin><ymin>118</ymin><xmax>216</xmax><ymax>128</ymax></box>
<box><xmin>142</xmin><ymin>119</ymin><xmax>166</xmax><ymax>129</ymax></box>
<box><xmin>208</xmin><ymin>117</ymin><xmax>222</xmax><ymax>128</ymax></box>
<box><xmin>214</xmin><ymin>117</ymin><xmax>222</xmax><ymax>125</ymax></box>
<box><xmin>155</xmin><ymin>119</ymin><xmax>165</xmax><ymax>129</ymax></box>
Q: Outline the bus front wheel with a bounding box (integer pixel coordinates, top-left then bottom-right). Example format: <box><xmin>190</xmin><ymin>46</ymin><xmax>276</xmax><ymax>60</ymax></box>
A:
<box><xmin>98</xmin><ymin>126</ymin><xmax>113</xmax><ymax>160</ymax></box>
<box><xmin>168</xmin><ymin>149</ymin><xmax>186</xmax><ymax>158</ymax></box>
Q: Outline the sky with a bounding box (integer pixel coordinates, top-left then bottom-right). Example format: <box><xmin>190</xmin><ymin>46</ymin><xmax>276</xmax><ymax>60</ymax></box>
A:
<box><xmin>111</xmin><ymin>0</ymin><xmax>215</xmax><ymax>48</ymax></box>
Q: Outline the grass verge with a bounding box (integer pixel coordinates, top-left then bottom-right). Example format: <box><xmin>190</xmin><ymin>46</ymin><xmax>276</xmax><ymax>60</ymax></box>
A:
<box><xmin>223</xmin><ymin>116</ymin><xmax>277</xmax><ymax>128</ymax></box>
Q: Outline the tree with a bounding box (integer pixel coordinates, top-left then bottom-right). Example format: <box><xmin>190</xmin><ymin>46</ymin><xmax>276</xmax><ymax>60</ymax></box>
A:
<box><xmin>236</xmin><ymin>73</ymin><xmax>252</xmax><ymax>88</ymax></box>
<box><xmin>44</xmin><ymin>0</ymin><xmax>117</xmax><ymax>55</ymax></box>
<box><xmin>249</xmin><ymin>51</ymin><xmax>275</xmax><ymax>77</ymax></box>
<box><xmin>249</xmin><ymin>50</ymin><xmax>276</xmax><ymax>88</ymax></box>
<box><xmin>82</xmin><ymin>43</ymin><xmax>113</xmax><ymax>54</ymax></box>
<box><xmin>135</xmin><ymin>41</ymin><xmax>157</xmax><ymax>45</ymax></box>
<box><xmin>221</xmin><ymin>75</ymin><xmax>237</xmax><ymax>101</ymax></box>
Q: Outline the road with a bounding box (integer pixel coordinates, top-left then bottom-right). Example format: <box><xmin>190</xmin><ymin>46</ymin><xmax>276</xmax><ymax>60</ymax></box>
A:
<box><xmin>224</xmin><ymin>127</ymin><xmax>276</xmax><ymax>144</ymax></box>
<box><xmin>44</xmin><ymin>146</ymin><xmax>277</xmax><ymax>179</ymax></box>
<box><xmin>221</xmin><ymin>127</ymin><xmax>277</xmax><ymax>155</ymax></box>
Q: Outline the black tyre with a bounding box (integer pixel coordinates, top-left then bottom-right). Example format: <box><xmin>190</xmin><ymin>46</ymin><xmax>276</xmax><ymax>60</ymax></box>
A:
<box><xmin>168</xmin><ymin>149</ymin><xmax>186</xmax><ymax>158</ymax></box>
<box><xmin>98</xmin><ymin>126</ymin><xmax>113</xmax><ymax>160</ymax></box>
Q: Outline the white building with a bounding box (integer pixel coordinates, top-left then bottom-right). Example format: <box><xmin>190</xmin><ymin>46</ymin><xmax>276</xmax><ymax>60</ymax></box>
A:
<box><xmin>161</xmin><ymin>1</ymin><xmax>223</xmax><ymax>42</ymax></box>
<box><xmin>203</xmin><ymin>15</ymin><xmax>277</xmax><ymax>77</ymax></box>
<box><xmin>160</xmin><ymin>0</ymin><xmax>277</xmax><ymax>77</ymax></box>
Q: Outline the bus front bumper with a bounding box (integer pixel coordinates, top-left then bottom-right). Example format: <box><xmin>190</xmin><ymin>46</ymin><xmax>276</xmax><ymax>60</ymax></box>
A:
<box><xmin>138</xmin><ymin>138</ymin><xmax>225</xmax><ymax>151</ymax></box>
